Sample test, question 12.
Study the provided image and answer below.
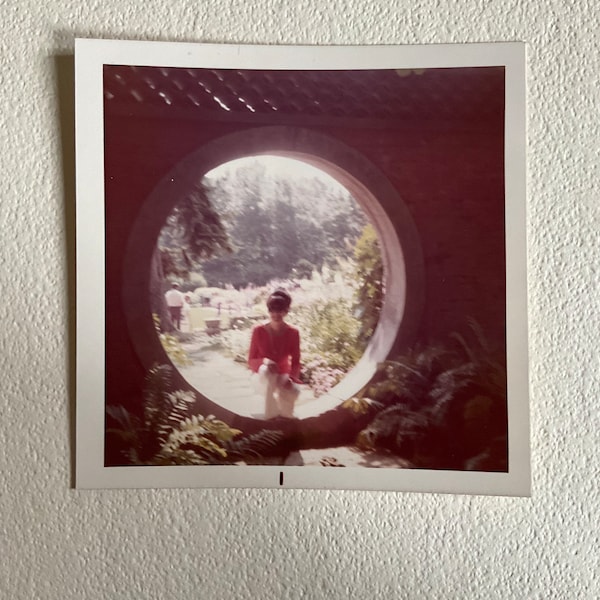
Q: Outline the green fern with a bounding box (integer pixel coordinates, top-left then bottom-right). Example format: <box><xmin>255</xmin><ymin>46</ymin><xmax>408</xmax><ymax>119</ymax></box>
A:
<box><xmin>355</xmin><ymin>323</ymin><xmax>508</xmax><ymax>471</ymax></box>
<box><xmin>341</xmin><ymin>395</ymin><xmax>382</xmax><ymax>415</ymax></box>
<box><xmin>106</xmin><ymin>364</ymin><xmax>244</xmax><ymax>466</ymax></box>
<box><xmin>225</xmin><ymin>429</ymin><xmax>286</xmax><ymax>463</ymax></box>
<box><xmin>155</xmin><ymin>414</ymin><xmax>242</xmax><ymax>465</ymax></box>
<box><xmin>153</xmin><ymin>314</ymin><xmax>192</xmax><ymax>367</ymax></box>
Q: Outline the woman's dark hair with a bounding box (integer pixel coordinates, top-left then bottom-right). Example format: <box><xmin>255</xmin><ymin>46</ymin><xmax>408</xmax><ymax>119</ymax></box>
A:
<box><xmin>267</xmin><ymin>289</ymin><xmax>292</xmax><ymax>312</ymax></box>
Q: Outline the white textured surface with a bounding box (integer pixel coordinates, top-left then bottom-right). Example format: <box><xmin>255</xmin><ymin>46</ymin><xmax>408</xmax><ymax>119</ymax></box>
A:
<box><xmin>1</xmin><ymin>1</ymin><xmax>598</xmax><ymax>598</ymax></box>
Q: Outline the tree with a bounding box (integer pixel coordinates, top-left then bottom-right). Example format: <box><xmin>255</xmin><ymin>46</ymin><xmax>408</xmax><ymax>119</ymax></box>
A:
<box><xmin>270</xmin><ymin>198</ymin><xmax>301</xmax><ymax>277</ymax></box>
<box><xmin>153</xmin><ymin>182</ymin><xmax>231</xmax><ymax>330</ymax></box>
<box><xmin>293</xmin><ymin>258</ymin><xmax>315</xmax><ymax>279</ymax></box>
<box><xmin>196</xmin><ymin>158</ymin><xmax>370</xmax><ymax>287</ymax></box>
<box><xmin>202</xmin><ymin>191</ymin><xmax>274</xmax><ymax>287</ymax></box>
<box><xmin>158</xmin><ymin>182</ymin><xmax>231</xmax><ymax>278</ymax></box>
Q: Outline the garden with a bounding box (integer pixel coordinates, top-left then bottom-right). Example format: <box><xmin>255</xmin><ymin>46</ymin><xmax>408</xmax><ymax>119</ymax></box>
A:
<box><xmin>106</xmin><ymin>157</ymin><xmax>508</xmax><ymax>471</ymax></box>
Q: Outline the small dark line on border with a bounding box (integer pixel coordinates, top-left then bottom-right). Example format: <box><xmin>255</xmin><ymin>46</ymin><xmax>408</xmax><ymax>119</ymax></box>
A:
<box><xmin>279</xmin><ymin>471</ymin><xmax>284</xmax><ymax>486</ymax></box>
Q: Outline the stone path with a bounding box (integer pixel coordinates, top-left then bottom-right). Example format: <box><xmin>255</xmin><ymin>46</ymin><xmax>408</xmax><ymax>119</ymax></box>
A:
<box><xmin>177</xmin><ymin>340</ymin><xmax>409</xmax><ymax>468</ymax></box>
<box><xmin>177</xmin><ymin>345</ymin><xmax>339</xmax><ymax>419</ymax></box>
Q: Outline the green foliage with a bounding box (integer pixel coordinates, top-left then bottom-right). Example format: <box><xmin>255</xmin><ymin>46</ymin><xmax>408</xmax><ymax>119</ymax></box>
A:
<box><xmin>353</xmin><ymin>223</ymin><xmax>384</xmax><ymax>345</ymax></box>
<box><xmin>225</xmin><ymin>429</ymin><xmax>286</xmax><ymax>464</ymax></box>
<box><xmin>286</xmin><ymin>296</ymin><xmax>364</xmax><ymax>395</ymax></box>
<box><xmin>297</xmin><ymin>298</ymin><xmax>363</xmax><ymax>371</ymax></box>
<box><xmin>199</xmin><ymin>162</ymin><xmax>366</xmax><ymax>287</ymax></box>
<box><xmin>106</xmin><ymin>364</ymin><xmax>243</xmax><ymax>466</ymax></box>
<box><xmin>106</xmin><ymin>365</ymin><xmax>196</xmax><ymax>463</ymax></box>
<box><xmin>301</xmin><ymin>357</ymin><xmax>346</xmax><ymax>397</ymax></box>
<box><xmin>158</xmin><ymin>182</ymin><xmax>231</xmax><ymax>281</ymax></box>
<box><xmin>105</xmin><ymin>404</ymin><xmax>140</xmax><ymax>460</ymax></box>
<box><xmin>293</xmin><ymin>258</ymin><xmax>315</xmax><ymax>280</ymax></box>
<box><xmin>155</xmin><ymin>414</ymin><xmax>242</xmax><ymax>465</ymax></box>
<box><xmin>201</xmin><ymin>192</ymin><xmax>273</xmax><ymax>286</ymax></box>
<box><xmin>187</xmin><ymin>271</ymin><xmax>208</xmax><ymax>289</ymax></box>
<box><xmin>219</xmin><ymin>327</ymin><xmax>253</xmax><ymax>363</ymax></box>
<box><xmin>341</xmin><ymin>396</ymin><xmax>382</xmax><ymax>415</ymax></box>
<box><xmin>355</xmin><ymin>325</ymin><xmax>508</xmax><ymax>471</ymax></box>
<box><xmin>153</xmin><ymin>314</ymin><xmax>191</xmax><ymax>367</ymax></box>
<box><xmin>106</xmin><ymin>362</ymin><xmax>289</xmax><ymax>467</ymax></box>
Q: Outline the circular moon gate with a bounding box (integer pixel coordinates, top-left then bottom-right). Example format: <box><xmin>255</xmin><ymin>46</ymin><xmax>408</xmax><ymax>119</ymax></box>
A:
<box><xmin>122</xmin><ymin>126</ymin><xmax>424</xmax><ymax>434</ymax></box>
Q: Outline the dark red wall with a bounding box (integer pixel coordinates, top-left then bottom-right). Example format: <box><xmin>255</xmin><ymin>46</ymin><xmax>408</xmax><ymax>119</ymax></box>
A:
<box><xmin>104</xmin><ymin>78</ymin><xmax>506</xmax><ymax>424</ymax></box>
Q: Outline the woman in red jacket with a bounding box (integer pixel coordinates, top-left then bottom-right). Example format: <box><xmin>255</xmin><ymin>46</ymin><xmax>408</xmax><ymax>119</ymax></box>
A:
<box><xmin>248</xmin><ymin>289</ymin><xmax>301</xmax><ymax>419</ymax></box>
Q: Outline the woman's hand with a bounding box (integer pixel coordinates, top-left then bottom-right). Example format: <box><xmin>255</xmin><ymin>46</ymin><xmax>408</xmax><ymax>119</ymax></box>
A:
<box><xmin>263</xmin><ymin>358</ymin><xmax>278</xmax><ymax>373</ymax></box>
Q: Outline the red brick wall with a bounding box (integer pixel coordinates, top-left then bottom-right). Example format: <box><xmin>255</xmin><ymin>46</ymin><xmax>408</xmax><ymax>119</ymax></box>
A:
<box><xmin>104</xmin><ymin>109</ymin><xmax>506</xmax><ymax>421</ymax></box>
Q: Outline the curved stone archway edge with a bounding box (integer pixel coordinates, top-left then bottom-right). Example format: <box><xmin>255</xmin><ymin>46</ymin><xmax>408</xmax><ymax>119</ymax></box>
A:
<box><xmin>122</xmin><ymin>126</ymin><xmax>424</xmax><ymax>434</ymax></box>
<box><xmin>237</xmin><ymin>405</ymin><xmax>378</xmax><ymax>464</ymax></box>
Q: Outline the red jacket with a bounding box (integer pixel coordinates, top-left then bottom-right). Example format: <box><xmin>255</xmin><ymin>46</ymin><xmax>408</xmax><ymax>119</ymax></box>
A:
<box><xmin>248</xmin><ymin>324</ymin><xmax>301</xmax><ymax>382</ymax></box>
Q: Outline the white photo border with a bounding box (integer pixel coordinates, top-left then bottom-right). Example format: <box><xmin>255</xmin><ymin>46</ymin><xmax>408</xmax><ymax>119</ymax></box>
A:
<box><xmin>75</xmin><ymin>38</ymin><xmax>529</xmax><ymax>495</ymax></box>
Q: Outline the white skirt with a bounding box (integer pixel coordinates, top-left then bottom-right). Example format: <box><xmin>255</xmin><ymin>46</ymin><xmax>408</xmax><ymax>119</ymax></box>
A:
<box><xmin>252</xmin><ymin>364</ymin><xmax>301</xmax><ymax>419</ymax></box>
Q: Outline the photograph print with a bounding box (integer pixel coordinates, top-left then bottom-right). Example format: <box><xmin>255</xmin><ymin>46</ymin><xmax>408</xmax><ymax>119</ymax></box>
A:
<box><xmin>75</xmin><ymin>40</ymin><xmax>529</xmax><ymax>494</ymax></box>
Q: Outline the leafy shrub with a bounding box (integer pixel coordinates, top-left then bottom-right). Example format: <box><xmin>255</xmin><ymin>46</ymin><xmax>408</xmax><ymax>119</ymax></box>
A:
<box><xmin>106</xmin><ymin>364</ymin><xmax>242</xmax><ymax>465</ymax></box>
<box><xmin>106</xmin><ymin>357</ymin><xmax>296</xmax><ymax>466</ymax></box>
<box><xmin>153</xmin><ymin>314</ymin><xmax>192</xmax><ymax>367</ymax></box>
<box><xmin>106</xmin><ymin>365</ymin><xmax>195</xmax><ymax>463</ymax></box>
<box><xmin>353</xmin><ymin>223</ymin><xmax>384</xmax><ymax>346</ymax></box>
<box><xmin>188</xmin><ymin>271</ymin><xmax>207</xmax><ymax>288</ymax></box>
<box><xmin>341</xmin><ymin>395</ymin><xmax>382</xmax><ymax>415</ymax></box>
<box><xmin>155</xmin><ymin>414</ymin><xmax>242</xmax><ymax>465</ymax></box>
<box><xmin>225</xmin><ymin>429</ymin><xmax>286</xmax><ymax>464</ymax></box>
<box><xmin>293</xmin><ymin>258</ymin><xmax>315</xmax><ymax>279</ymax></box>
<box><xmin>295</xmin><ymin>298</ymin><xmax>363</xmax><ymax>371</ymax></box>
<box><xmin>301</xmin><ymin>356</ymin><xmax>345</xmax><ymax>397</ymax></box>
<box><xmin>354</xmin><ymin>324</ymin><xmax>508</xmax><ymax>471</ymax></box>
<box><xmin>220</xmin><ymin>327</ymin><xmax>253</xmax><ymax>363</ymax></box>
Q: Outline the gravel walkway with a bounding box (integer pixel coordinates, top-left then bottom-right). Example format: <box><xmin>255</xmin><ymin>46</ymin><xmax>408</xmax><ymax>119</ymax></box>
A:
<box><xmin>177</xmin><ymin>340</ymin><xmax>409</xmax><ymax>468</ymax></box>
<box><xmin>177</xmin><ymin>345</ymin><xmax>333</xmax><ymax>419</ymax></box>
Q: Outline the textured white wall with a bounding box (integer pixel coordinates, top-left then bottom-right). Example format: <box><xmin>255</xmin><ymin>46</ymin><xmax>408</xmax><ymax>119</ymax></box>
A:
<box><xmin>1</xmin><ymin>1</ymin><xmax>598</xmax><ymax>598</ymax></box>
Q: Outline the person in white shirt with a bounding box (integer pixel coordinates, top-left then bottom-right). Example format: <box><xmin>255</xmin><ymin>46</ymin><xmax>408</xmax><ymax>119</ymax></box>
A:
<box><xmin>164</xmin><ymin>282</ymin><xmax>185</xmax><ymax>330</ymax></box>
<box><xmin>182</xmin><ymin>294</ymin><xmax>192</xmax><ymax>332</ymax></box>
